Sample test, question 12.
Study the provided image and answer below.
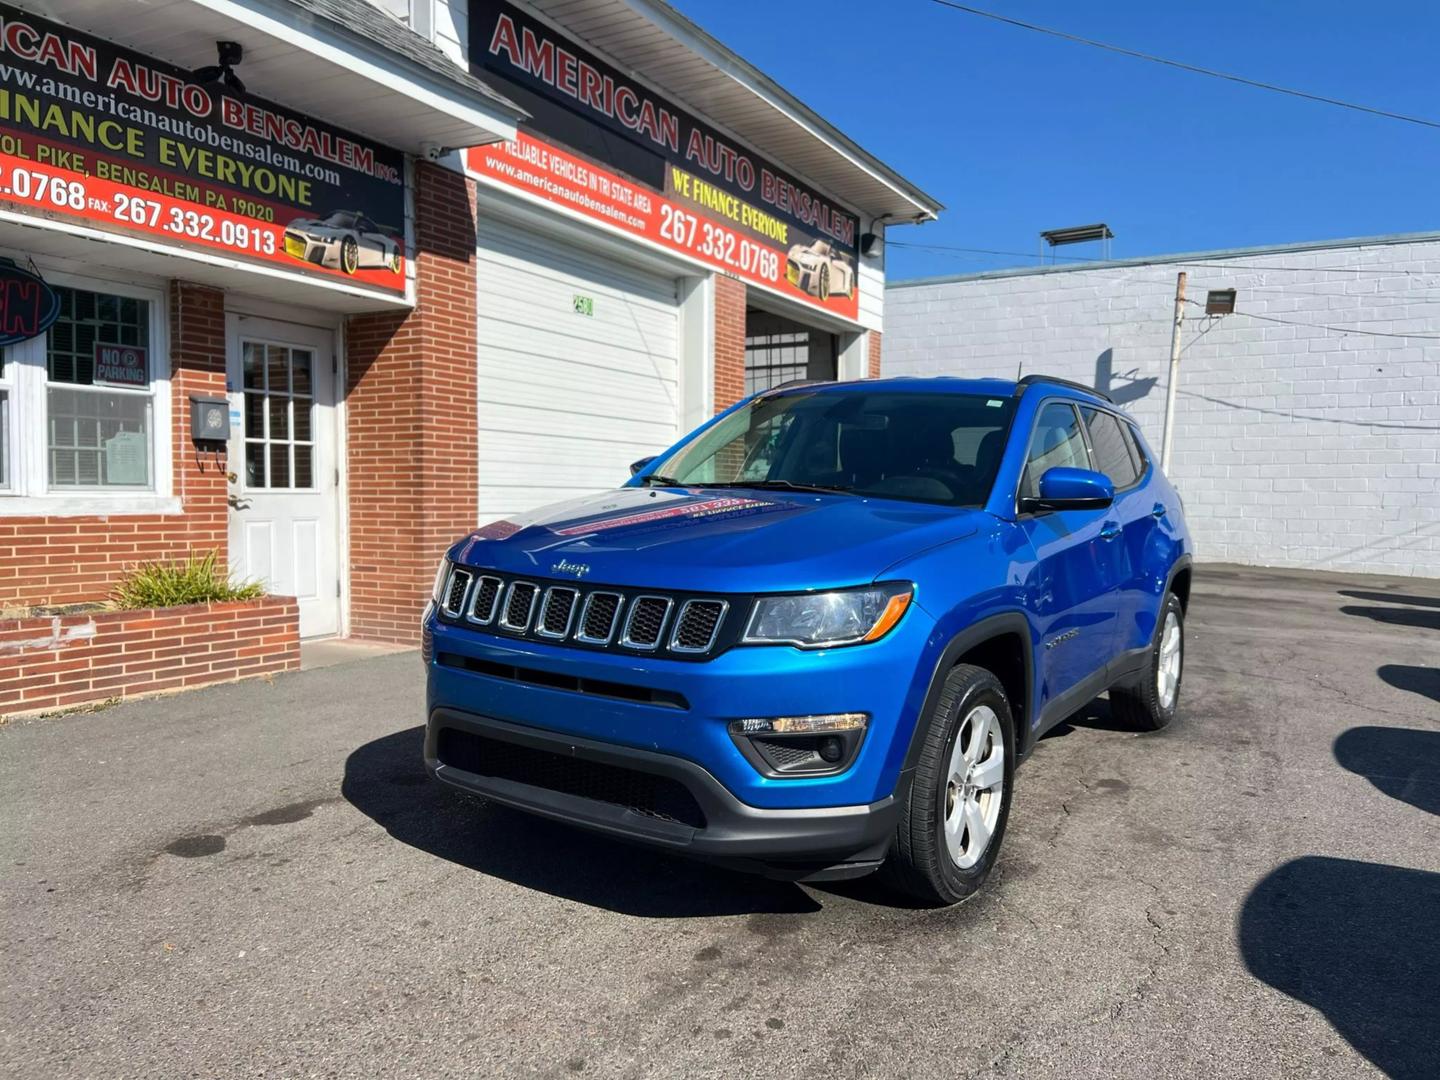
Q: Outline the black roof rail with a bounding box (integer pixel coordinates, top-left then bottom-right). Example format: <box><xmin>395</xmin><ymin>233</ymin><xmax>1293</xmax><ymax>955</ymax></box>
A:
<box><xmin>1013</xmin><ymin>374</ymin><xmax>1114</xmax><ymax>404</ymax></box>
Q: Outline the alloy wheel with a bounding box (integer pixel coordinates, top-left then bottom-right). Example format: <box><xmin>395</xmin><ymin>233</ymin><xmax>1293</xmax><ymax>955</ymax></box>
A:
<box><xmin>1157</xmin><ymin>610</ymin><xmax>1182</xmax><ymax>709</ymax></box>
<box><xmin>944</xmin><ymin>704</ymin><xmax>1005</xmax><ymax>869</ymax></box>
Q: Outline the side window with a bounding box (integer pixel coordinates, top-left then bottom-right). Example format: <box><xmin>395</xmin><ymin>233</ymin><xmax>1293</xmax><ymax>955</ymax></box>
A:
<box><xmin>1021</xmin><ymin>402</ymin><xmax>1088</xmax><ymax>500</ymax></box>
<box><xmin>1123</xmin><ymin>422</ymin><xmax>1148</xmax><ymax>478</ymax></box>
<box><xmin>1080</xmin><ymin>407</ymin><xmax>1139</xmax><ymax>489</ymax></box>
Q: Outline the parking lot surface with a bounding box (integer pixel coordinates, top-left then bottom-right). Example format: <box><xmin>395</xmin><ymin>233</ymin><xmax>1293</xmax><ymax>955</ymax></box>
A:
<box><xmin>3</xmin><ymin>564</ymin><xmax>1438</xmax><ymax>1079</ymax></box>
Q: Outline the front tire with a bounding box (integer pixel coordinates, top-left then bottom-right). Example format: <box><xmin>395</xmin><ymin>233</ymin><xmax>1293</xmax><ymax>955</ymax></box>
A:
<box><xmin>340</xmin><ymin>235</ymin><xmax>360</xmax><ymax>275</ymax></box>
<box><xmin>817</xmin><ymin>262</ymin><xmax>831</xmax><ymax>301</ymax></box>
<box><xmin>1110</xmin><ymin>592</ymin><xmax>1185</xmax><ymax>731</ymax></box>
<box><xmin>883</xmin><ymin>664</ymin><xmax>1015</xmax><ymax>906</ymax></box>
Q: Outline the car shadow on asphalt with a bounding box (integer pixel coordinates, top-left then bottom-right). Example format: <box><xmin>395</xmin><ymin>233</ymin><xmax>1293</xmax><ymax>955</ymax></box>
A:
<box><xmin>1333</xmin><ymin>726</ymin><xmax>1440</xmax><ymax>817</ymax></box>
<box><xmin>342</xmin><ymin>725</ymin><xmax>824</xmax><ymax>918</ymax></box>
<box><xmin>1337</xmin><ymin>589</ymin><xmax>1440</xmax><ymax>610</ymax></box>
<box><xmin>1377</xmin><ymin>664</ymin><xmax>1440</xmax><ymax>706</ymax></box>
<box><xmin>1338</xmin><ymin>604</ymin><xmax>1440</xmax><ymax>632</ymax></box>
<box><xmin>1039</xmin><ymin>695</ymin><xmax>1138</xmax><ymax>739</ymax></box>
<box><xmin>1238</xmin><ymin>856</ymin><xmax>1440</xmax><ymax>1080</ymax></box>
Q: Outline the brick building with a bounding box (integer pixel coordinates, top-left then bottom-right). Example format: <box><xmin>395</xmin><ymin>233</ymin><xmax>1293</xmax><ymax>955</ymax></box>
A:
<box><xmin>885</xmin><ymin>234</ymin><xmax>1440</xmax><ymax>578</ymax></box>
<box><xmin>1</xmin><ymin>0</ymin><xmax>940</xmax><ymax>651</ymax></box>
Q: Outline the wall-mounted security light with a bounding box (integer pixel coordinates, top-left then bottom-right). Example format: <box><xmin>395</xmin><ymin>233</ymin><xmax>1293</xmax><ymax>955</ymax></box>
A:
<box><xmin>1205</xmin><ymin>289</ymin><xmax>1237</xmax><ymax>315</ymax></box>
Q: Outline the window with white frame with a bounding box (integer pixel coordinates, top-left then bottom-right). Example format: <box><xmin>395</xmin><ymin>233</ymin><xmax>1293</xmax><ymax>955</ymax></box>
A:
<box><xmin>47</xmin><ymin>288</ymin><xmax>153</xmax><ymax>488</ymax></box>
<box><xmin>0</xmin><ymin>274</ymin><xmax>166</xmax><ymax>505</ymax></box>
<box><xmin>0</xmin><ymin>351</ymin><xmax>11</xmax><ymax>492</ymax></box>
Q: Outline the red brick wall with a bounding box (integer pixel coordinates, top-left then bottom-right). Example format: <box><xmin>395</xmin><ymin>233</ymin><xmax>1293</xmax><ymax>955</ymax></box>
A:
<box><xmin>868</xmin><ymin>329</ymin><xmax>882</xmax><ymax>379</ymax></box>
<box><xmin>714</xmin><ymin>274</ymin><xmax>746</xmax><ymax>413</ymax></box>
<box><xmin>344</xmin><ymin>162</ymin><xmax>479</xmax><ymax>644</ymax></box>
<box><xmin>0</xmin><ymin>596</ymin><xmax>299</xmax><ymax>717</ymax></box>
<box><xmin>0</xmin><ymin>283</ymin><xmax>229</xmax><ymax>609</ymax></box>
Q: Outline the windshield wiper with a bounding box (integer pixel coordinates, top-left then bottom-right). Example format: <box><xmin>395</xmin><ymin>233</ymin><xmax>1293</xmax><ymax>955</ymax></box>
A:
<box><xmin>699</xmin><ymin>480</ymin><xmax>855</xmax><ymax>496</ymax></box>
<box><xmin>639</xmin><ymin>474</ymin><xmax>687</xmax><ymax>487</ymax></box>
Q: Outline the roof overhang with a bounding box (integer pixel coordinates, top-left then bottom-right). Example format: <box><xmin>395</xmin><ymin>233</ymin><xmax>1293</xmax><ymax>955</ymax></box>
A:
<box><xmin>20</xmin><ymin>0</ymin><xmax>525</xmax><ymax>155</ymax></box>
<box><xmin>516</xmin><ymin>0</ymin><xmax>943</xmax><ymax>223</ymax></box>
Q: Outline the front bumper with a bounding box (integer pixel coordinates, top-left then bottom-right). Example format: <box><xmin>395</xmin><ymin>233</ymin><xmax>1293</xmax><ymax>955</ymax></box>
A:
<box><xmin>427</xmin><ymin>707</ymin><xmax>897</xmax><ymax>879</ymax></box>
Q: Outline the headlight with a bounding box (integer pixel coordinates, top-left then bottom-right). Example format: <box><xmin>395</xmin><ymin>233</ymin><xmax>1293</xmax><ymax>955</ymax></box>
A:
<box><xmin>742</xmin><ymin>583</ymin><xmax>912</xmax><ymax>649</ymax></box>
<box><xmin>430</xmin><ymin>556</ymin><xmax>452</xmax><ymax>605</ymax></box>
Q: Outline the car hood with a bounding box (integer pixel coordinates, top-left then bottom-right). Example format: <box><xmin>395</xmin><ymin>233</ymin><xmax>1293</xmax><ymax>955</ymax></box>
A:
<box><xmin>449</xmin><ymin>487</ymin><xmax>983</xmax><ymax>593</ymax></box>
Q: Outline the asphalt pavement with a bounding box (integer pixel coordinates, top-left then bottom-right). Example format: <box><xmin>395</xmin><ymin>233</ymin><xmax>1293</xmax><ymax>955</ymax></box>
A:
<box><xmin>3</xmin><ymin>564</ymin><xmax>1438</xmax><ymax>1079</ymax></box>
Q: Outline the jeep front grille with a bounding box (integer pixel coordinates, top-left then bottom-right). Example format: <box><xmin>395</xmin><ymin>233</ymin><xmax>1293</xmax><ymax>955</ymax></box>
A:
<box><xmin>441</xmin><ymin>568</ymin><xmax>472</xmax><ymax>617</ymax></box>
<box><xmin>536</xmin><ymin>587</ymin><xmax>578</xmax><ymax>638</ymax></box>
<box><xmin>621</xmin><ymin>596</ymin><xmax>671</xmax><ymax>649</ymax></box>
<box><xmin>578</xmin><ymin>592</ymin><xmax>623</xmax><ymax>644</ymax></box>
<box><xmin>468</xmin><ymin>575</ymin><xmax>503</xmax><ymax>625</ymax></box>
<box><xmin>671</xmin><ymin>600</ymin><xmax>728</xmax><ymax>653</ymax></box>
<box><xmin>437</xmin><ymin>568</ymin><xmax>735</xmax><ymax>659</ymax></box>
<box><xmin>500</xmin><ymin>582</ymin><xmax>539</xmax><ymax>631</ymax></box>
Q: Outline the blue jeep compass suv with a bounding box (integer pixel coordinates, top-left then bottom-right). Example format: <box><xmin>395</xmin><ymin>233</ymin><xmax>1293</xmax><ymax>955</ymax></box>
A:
<box><xmin>423</xmin><ymin>375</ymin><xmax>1192</xmax><ymax>905</ymax></box>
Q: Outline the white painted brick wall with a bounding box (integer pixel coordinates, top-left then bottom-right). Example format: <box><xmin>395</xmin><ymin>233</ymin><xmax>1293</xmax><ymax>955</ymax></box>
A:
<box><xmin>885</xmin><ymin>235</ymin><xmax>1440</xmax><ymax>578</ymax></box>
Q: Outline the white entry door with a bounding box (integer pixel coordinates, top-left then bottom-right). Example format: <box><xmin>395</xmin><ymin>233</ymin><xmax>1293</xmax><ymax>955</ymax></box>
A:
<box><xmin>226</xmin><ymin>315</ymin><xmax>340</xmax><ymax>638</ymax></box>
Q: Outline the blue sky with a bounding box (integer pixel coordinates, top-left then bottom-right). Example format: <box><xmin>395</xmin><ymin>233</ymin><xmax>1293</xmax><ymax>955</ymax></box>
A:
<box><xmin>668</xmin><ymin>0</ymin><xmax>1440</xmax><ymax>282</ymax></box>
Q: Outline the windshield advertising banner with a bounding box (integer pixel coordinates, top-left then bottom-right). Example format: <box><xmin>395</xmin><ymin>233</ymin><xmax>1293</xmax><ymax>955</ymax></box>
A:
<box><xmin>0</xmin><ymin>3</ymin><xmax>406</xmax><ymax>296</ymax></box>
<box><xmin>466</xmin><ymin>0</ymin><xmax>861</xmax><ymax>320</ymax></box>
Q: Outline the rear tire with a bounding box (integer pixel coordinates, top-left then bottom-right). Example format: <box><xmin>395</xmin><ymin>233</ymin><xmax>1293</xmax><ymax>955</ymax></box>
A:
<box><xmin>883</xmin><ymin>664</ymin><xmax>1015</xmax><ymax>906</ymax></box>
<box><xmin>1110</xmin><ymin>592</ymin><xmax>1185</xmax><ymax>731</ymax></box>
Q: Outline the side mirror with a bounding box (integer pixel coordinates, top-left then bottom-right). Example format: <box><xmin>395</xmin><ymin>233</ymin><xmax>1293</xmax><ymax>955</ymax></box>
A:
<box><xmin>1023</xmin><ymin>467</ymin><xmax>1114</xmax><ymax>512</ymax></box>
<box><xmin>629</xmin><ymin>455</ymin><xmax>657</xmax><ymax>477</ymax></box>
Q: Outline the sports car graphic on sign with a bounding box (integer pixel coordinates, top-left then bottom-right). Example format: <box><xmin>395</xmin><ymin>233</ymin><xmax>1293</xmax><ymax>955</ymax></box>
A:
<box><xmin>785</xmin><ymin>239</ymin><xmax>854</xmax><ymax>302</ymax></box>
<box><xmin>282</xmin><ymin>211</ymin><xmax>402</xmax><ymax>275</ymax></box>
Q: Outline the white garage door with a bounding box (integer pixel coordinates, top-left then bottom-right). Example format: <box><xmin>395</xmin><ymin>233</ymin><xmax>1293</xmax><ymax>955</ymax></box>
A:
<box><xmin>476</xmin><ymin>215</ymin><xmax>681</xmax><ymax>523</ymax></box>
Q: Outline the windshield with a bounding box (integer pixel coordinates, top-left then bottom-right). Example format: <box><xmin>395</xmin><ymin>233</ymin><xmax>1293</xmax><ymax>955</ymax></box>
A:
<box><xmin>650</xmin><ymin>390</ymin><xmax>1016</xmax><ymax>507</ymax></box>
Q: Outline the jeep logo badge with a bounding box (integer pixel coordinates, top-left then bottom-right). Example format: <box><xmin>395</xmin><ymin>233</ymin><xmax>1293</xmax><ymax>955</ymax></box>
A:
<box><xmin>551</xmin><ymin>559</ymin><xmax>590</xmax><ymax>578</ymax></box>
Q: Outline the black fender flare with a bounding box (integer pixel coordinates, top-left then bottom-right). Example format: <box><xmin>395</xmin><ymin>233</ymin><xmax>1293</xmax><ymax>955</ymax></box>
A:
<box><xmin>894</xmin><ymin>611</ymin><xmax>1036</xmax><ymax>804</ymax></box>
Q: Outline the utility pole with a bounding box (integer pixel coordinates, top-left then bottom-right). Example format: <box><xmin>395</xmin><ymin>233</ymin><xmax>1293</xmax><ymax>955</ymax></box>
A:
<box><xmin>1160</xmin><ymin>271</ymin><xmax>1186</xmax><ymax>471</ymax></box>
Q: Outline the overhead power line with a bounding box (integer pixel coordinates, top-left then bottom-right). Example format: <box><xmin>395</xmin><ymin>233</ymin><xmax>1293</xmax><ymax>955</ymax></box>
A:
<box><xmin>927</xmin><ymin>0</ymin><xmax>1440</xmax><ymax>131</ymax></box>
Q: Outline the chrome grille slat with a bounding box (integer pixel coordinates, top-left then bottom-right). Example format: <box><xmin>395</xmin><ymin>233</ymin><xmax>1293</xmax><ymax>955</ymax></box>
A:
<box><xmin>499</xmin><ymin>581</ymin><xmax>539</xmax><ymax>632</ymax></box>
<box><xmin>620</xmin><ymin>596</ymin><xmax>672</xmax><ymax>650</ymax></box>
<box><xmin>441</xmin><ymin>568</ymin><xmax>472</xmax><ymax>618</ymax></box>
<box><xmin>466</xmin><ymin>575</ymin><xmax>503</xmax><ymax>625</ymax></box>
<box><xmin>535</xmin><ymin>587</ymin><xmax>579</xmax><ymax>639</ymax></box>
<box><xmin>670</xmin><ymin>600</ymin><xmax>728</xmax><ymax>654</ymax></box>
<box><xmin>439</xmin><ymin>573</ymin><xmax>727</xmax><ymax>657</ymax></box>
<box><xmin>577</xmin><ymin>591</ymin><xmax>624</xmax><ymax>644</ymax></box>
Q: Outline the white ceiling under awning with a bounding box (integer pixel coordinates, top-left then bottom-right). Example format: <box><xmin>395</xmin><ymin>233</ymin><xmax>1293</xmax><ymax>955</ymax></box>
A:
<box><xmin>21</xmin><ymin>0</ymin><xmax>524</xmax><ymax>155</ymax></box>
<box><xmin>516</xmin><ymin>0</ymin><xmax>943</xmax><ymax>223</ymax></box>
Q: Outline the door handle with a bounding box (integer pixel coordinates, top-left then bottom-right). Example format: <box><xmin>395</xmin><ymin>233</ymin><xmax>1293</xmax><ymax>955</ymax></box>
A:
<box><xmin>1100</xmin><ymin>523</ymin><xmax>1122</xmax><ymax>541</ymax></box>
<box><xmin>1151</xmin><ymin>503</ymin><xmax>1167</xmax><ymax>520</ymax></box>
<box><xmin>227</xmin><ymin>494</ymin><xmax>251</xmax><ymax>510</ymax></box>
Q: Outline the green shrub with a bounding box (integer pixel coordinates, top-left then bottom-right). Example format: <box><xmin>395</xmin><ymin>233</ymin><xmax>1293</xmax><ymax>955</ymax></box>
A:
<box><xmin>111</xmin><ymin>551</ymin><xmax>264</xmax><ymax>610</ymax></box>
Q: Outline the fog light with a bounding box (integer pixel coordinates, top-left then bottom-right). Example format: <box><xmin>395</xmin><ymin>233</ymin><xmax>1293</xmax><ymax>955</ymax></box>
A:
<box><xmin>730</xmin><ymin>713</ymin><xmax>868</xmax><ymax>736</ymax></box>
<box><xmin>728</xmin><ymin>713</ymin><xmax>869</xmax><ymax>778</ymax></box>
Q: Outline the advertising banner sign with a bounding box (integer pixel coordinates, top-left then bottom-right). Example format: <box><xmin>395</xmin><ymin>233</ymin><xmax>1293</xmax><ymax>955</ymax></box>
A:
<box><xmin>467</xmin><ymin>0</ymin><xmax>861</xmax><ymax>320</ymax></box>
<box><xmin>0</xmin><ymin>3</ymin><xmax>407</xmax><ymax>296</ymax></box>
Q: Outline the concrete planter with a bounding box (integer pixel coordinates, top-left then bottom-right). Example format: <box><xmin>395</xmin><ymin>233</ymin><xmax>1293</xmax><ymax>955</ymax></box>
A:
<box><xmin>0</xmin><ymin>596</ymin><xmax>300</xmax><ymax>718</ymax></box>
